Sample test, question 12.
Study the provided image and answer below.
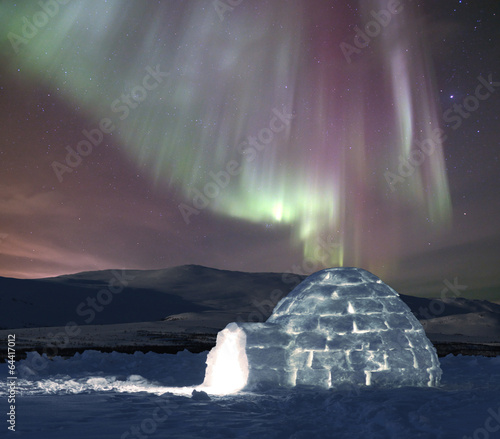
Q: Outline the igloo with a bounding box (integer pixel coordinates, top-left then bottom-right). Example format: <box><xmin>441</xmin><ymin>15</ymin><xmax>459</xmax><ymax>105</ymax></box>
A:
<box><xmin>202</xmin><ymin>267</ymin><xmax>441</xmax><ymax>394</ymax></box>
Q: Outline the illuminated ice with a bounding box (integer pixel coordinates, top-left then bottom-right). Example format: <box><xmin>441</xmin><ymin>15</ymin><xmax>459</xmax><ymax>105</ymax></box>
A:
<box><xmin>202</xmin><ymin>267</ymin><xmax>441</xmax><ymax>393</ymax></box>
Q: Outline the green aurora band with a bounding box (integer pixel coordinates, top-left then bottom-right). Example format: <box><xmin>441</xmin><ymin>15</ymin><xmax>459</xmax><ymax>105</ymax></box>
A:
<box><xmin>1</xmin><ymin>0</ymin><xmax>452</xmax><ymax>273</ymax></box>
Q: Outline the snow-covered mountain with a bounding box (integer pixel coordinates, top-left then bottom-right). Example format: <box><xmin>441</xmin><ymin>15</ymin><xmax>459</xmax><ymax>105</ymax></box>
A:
<box><xmin>1</xmin><ymin>265</ymin><xmax>499</xmax><ymax>358</ymax></box>
<box><xmin>2</xmin><ymin>264</ymin><xmax>500</xmax><ymax>328</ymax></box>
<box><xmin>0</xmin><ymin>265</ymin><xmax>307</xmax><ymax>329</ymax></box>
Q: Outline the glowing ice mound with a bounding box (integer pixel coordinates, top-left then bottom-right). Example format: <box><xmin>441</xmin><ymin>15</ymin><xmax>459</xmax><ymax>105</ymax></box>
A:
<box><xmin>202</xmin><ymin>267</ymin><xmax>441</xmax><ymax>393</ymax></box>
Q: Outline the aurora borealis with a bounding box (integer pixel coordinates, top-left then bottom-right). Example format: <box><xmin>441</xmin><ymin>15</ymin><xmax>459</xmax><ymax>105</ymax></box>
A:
<box><xmin>0</xmin><ymin>1</ymin><xmax>499</xmax><ymax>300</ymax></box>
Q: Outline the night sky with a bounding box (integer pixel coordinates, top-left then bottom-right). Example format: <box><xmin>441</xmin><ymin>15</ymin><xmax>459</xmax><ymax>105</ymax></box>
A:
<box><xmin>0</xmin><ymin>0</ymin><xmax>499</xmax><ymax>301</ymax></box>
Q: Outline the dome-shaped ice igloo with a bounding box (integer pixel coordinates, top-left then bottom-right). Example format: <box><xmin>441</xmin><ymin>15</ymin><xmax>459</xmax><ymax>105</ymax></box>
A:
<box><xmin>201</xmin><ymin>267</ymin><xmax>441</xmax><ymax>394</ymax></box>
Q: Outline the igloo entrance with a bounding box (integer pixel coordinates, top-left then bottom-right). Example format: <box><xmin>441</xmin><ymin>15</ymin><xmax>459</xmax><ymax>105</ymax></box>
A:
<box><xmin>202</xmin><ymin>323</ymin><xmax>249</xmax><ymax>394</ymax></box>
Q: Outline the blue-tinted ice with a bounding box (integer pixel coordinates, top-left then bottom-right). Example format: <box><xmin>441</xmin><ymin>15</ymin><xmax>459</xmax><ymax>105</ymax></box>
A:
<box><xmin>204</xmin><ymin>267</ymin><xmax>441</xmax><ymax>391</ymax></box>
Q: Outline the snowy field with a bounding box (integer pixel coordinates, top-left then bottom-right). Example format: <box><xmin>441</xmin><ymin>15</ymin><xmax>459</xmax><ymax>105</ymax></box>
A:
<box><xmin>2</xmin><ymin>350</ymin><xmax>500</xmax><ymax>439</ymax></box>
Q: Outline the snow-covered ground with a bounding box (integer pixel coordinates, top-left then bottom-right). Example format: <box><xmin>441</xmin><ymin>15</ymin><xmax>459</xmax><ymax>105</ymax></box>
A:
<box><xmin>2</xmin><ymin>350</ymin><xmax>500</xmax><ymax>438</ymax></box>
<box><xmin>2</xmin><ymin>266</ymin><xmax>499</xmax><ymax>437</ymax></box>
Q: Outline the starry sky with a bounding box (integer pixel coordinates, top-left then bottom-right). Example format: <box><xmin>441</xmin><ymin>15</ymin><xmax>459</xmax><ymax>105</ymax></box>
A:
<box><xmin>0</xmin><ymin>0</ymin><xmax>499</xmax><ymax>301</ymax></box>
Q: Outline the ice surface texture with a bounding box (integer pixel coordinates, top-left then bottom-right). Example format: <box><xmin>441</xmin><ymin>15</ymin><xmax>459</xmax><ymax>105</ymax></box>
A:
<box><xmin>204</xmin><ymin>267</ymin><xmax>441</xmax><ymax>391</ymax></box>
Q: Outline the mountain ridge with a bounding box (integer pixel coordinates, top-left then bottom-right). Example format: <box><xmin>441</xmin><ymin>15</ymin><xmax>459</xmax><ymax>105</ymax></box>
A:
<box><xmin>2</xmin><ymin>265</ymin><xmax>499</xmax><ymax>344</ymax></box>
